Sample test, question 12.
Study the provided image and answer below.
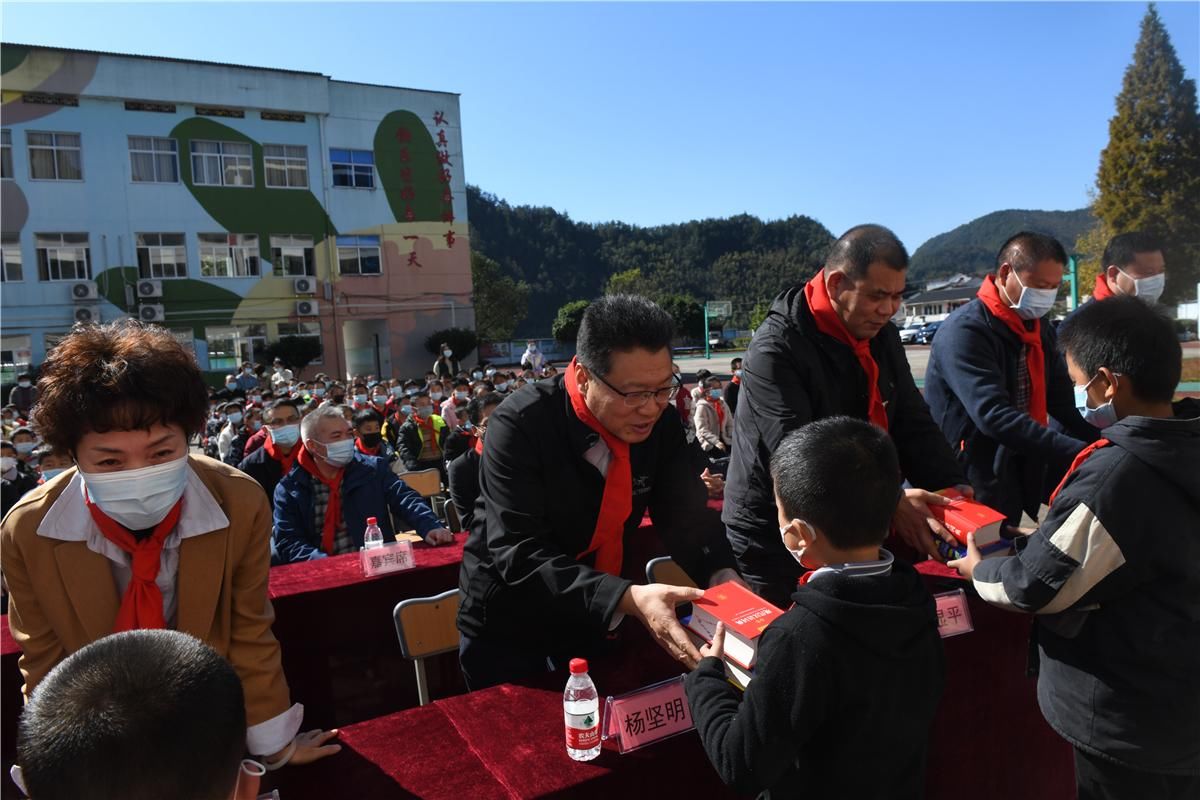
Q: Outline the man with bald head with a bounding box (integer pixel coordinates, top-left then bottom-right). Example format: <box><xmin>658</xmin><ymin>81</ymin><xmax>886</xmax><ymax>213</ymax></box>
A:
<box><xmin>724</xmin><ymin>224</ymin><xmax>969</xmax><ymax>609</ymax></box>
<box><xmin>925</xmin><ymin>232</ymin><xmax>1097</xmax><ymax>527</ymax></box>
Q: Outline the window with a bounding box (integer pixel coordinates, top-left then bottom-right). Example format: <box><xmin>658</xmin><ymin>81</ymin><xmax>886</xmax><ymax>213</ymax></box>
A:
<box><xmin>28</xmin><ymin>131</ymin><xmax>82</xmax><ymax>180</ymax></box>
<box><xmin>1</xmin><ymin>234</ymin><xmax>21</xmax><ymax>281</ymax></box>
<box><xmin>263</xmin><ymin>144</ymin><xmax>308</xmax><ymax>188</ymax></box>
<box><xmin>277</xmin><ymin>321</ymin><xmax>323</xmax><ymax>364</ymax></box>
<box><xmin>190</xmin><ymin>140</ymin><xmax>252</xmax><ymax>187</ymax></box>
<box><xmin>136</xmin><ymin>233</ymin><xmax>187</xmax><ymax>279</ymax></box>
<box><xmin>124</xmin><ymin>100</ymin><xmax>177</xmax><ymax>113</ymax></box>
<box><xmin>199</xmin><ymin>233</ymin><xmax>260</xmax><ymax>277</ymax></box>
<box><xmin>129</xmin><ymin>136</ymin><xmax>179</xmax><ymax>183</ymax></box>
<box><xmin>336</xmin><ymin>235</ymin><xmax>381</xmax><ymax>275</ymax></box>
<box><xmin>35</xmin><ymin>233</ymin><xmax>90</xmax><ymax>281</ymax></box>
<box><xmin>205</xmin><ymin>324</ymin><xmax>267</xmax><ymax>371</ymax></box>
<box><xmin>1</xmin><ymin>130</ymin><xmax>12</xmax><ymax>179</ymax></box>
<box><xmin>330</xmin><ymin>148</ymin><xmax>374</xmax><ymax>188</ymax></box>
<box><xmin>270</xmin><ymin>234</ymin><xmax>314</xmax><ymax>276</ymax></box>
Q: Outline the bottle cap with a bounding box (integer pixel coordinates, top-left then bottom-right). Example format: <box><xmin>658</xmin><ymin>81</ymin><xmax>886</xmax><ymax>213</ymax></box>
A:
<box><xmin>366</xmin><ymin>516</ymin><xmax>378</xmax><ymax>526</ymax></box>
<box><xmin>569</xmin><ymin>658</ymin><xmax>588</xmax><ymax>675</ymax></box>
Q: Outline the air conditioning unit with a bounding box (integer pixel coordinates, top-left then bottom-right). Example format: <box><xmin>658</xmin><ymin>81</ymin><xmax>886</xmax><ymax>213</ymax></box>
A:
<box><xmin>296</xmin><ymin>299</ymin><xmax>319</xmax><ymax>316</ymax></box>
<box><xmin>137</xmin><ymin>279</ymin><xmax>163</xmax><ymax>298</ymax></box>
<box><xmin>139</xmin><ymin>304</ymin><xmax>166</xmax><ymax>323</ymax></box>
<box><xmin>293</xmin><ymin>276</ymin><xmax>316</xmax><ymax>296</ymax></box>
<box><xmin>71</xmin><ymin>280</ymin><xmax>98</xmax><ymax>300</ymax></box>
<box><xmin>74</xmin><ymin>305</ymin><xmax>101</xmax><ymax>324</ymax></box>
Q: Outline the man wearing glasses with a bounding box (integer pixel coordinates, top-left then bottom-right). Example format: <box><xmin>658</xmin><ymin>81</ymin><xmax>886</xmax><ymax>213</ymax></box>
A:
<box><xmin>457</xmin><ymin>295</ymin><xmax>739</xmax><ymax>689</ymax></box>
<box><xmin>724</xmin><ymin>225</ymin><xmax>970</xmax><ymax>609</ymax></box>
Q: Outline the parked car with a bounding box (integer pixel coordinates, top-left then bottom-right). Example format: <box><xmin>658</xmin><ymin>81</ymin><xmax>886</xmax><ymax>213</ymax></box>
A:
<box><xmin>899</xmin><ymin>323</ymin><xmax>924</xmax><ymax>344</ymax></box>
<box><xmin>916</xmin><ymin>321</ymin><xmax>942</xmax><ymax>345</ymax></box>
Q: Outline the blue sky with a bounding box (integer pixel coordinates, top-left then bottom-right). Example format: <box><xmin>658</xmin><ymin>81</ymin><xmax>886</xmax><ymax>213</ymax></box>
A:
<box><xmin>3</xmin><ymin>2</ymin><xmax>1197</xmax><ymax>250</ymax></box>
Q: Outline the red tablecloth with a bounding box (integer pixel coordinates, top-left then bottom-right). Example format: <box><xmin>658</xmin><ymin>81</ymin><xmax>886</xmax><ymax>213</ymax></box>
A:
<box><xmin>267</xmin><ymin>534</ymin><xmax>469</xmax><ymax>729</ymax></box>
<box><xmin>267</xmin><ymin>572</ymin><xmax>1073</xmax><ymax>800</ymax></box>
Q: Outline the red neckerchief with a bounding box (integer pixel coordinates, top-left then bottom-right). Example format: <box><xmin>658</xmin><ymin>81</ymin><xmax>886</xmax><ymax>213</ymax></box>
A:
<box><xmin>1092</xmin><ymin>273</ymin><xmax>1115</xmax><ymax>301</ymax></box>
<box><xmin>674</xmin><ymin>384</ymin><xmax>689</xmax><ymax>423</ymax></box>
<box><xmin>296</xmin><ymin>444</ymin><xmax>344</xmax><ymax>555</ymax></box>
<box><xmin>263</xmin><ymin>433</ymin><xmax>297</xmax><ymax>475</ymax></box>
<box><xmin>566</xmin><ymin>357</ymin><xmax>632</xmax><ymax>576</ymax></box>
<box><xmin>85</xmin><ymin>496</ymin><xmax>184</xmax><ymax>632</ymax></box>
<box><xmin>804</xmin><ymin>269</ymin><xmax>889</xmax><ymax>430</ymax></box>
<box><xmin>356</xmin><ymin>438</ymin><xmax>380</xmax><ymax>456</ymax></box>
<box><xmin>976</xmin><ymin>275</ymin><xmax>1048</xmax><ymax>425</ymax></box>
<box><xmin>473</xmin><ymin>430</ymin><xmax>484</xmax><ymax>455</ymax></box>
<box><xmin>713</xmin><ymin>397</ymin><xmax>726</xmax><ymax>430</ymax></box>
<box><xmin>797</xmin><ymin>570</ymin><xmax>816</xmax><ymax>588</ymax></box>
<box><xmin>415</xmin><ymin>414</ymin><xmax>442</xmax><ymax>455</ymax></box>
<box><xmin>731</xmin><ymin>374</ymin><xmax>741</xmax><ymax>385</ymax></box>
<box><xmin>1049</xmin><ymin>439</ymin><xmax>1111</xmax><ymax>506</ymax></box>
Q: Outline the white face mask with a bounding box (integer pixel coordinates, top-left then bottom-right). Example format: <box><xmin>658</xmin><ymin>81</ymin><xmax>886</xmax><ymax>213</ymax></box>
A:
<box><xmin>319</xmin><ymin>438</ymin><xmax>355</xmax><ymax>467</ymax></box>
<box><xmin>780</xmin><ymin>520</ymin><xmax>817</xmax><ymax>568</ymax></box>
<box><xmin>430</xmin><ymin>391</ymin><xmax>443</xmax><ymax>401</ymax></box>
<box><xmin>226</xmin><ymin>411</ymin><xmax>243</xmax><ymax>425</ymax></box>
<box><xmin>267</xmin><ymin>423</ymin><xmax>301</xmax><ymax>447</ymax></box>
<box><xmin>80</xmin><ymin>455</ymin><xmax>190</xmax><ymax>530</ymax></box>
<box><xmin>1004</xmin><ymin>270</ymin><xmax>1058</xmax><ymax>321</ymax></box>
<box><xmin>443</xmin><ymin>349</ymin><xmax>454</xmax><ymax>358</ymax></box>
<box><xmin>1</xmin><ymin>457</ymin><xmax>16</xmax><ymax>473</ymax></box>
<box><xmin>495</xmin><ymin>382</ymin><xmax>509</xmax><ymax>393</ymax></box>
<box><xmin>1118</xmin><ymin>268</ymin><xmax>1165</xmax><ymax>304</ymax></box>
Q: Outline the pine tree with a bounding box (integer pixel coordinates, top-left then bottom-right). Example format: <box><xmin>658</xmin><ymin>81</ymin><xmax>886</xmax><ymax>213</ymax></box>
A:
<box><xmin>1089</xmin><ymin>3</ymin><xmax>1200</xmax><ymax>304</ymax></box>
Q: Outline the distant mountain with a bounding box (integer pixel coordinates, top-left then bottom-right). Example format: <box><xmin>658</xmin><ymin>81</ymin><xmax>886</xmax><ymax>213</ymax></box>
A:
<box><xmin>909</xmin><ymin>208</ymin><xmax>1095</xmax><ymax>283</ymax></box>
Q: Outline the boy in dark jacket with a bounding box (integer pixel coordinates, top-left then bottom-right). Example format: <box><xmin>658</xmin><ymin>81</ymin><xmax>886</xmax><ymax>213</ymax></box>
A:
<box><xmin>687</xmin><ymin>416</ymin><xmax>944</xmax><ymax>800</ymax></box>
<box><xmin>951</xmin><ymin>297</ymin><xmax>1200</xmax><ymax>799</ymax></box>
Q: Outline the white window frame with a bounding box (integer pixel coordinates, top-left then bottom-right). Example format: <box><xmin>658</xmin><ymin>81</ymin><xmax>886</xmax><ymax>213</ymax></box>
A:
<box><xmin>276</xmin><ymin>321</ymin><xmax>323</xmax><ymax>364</ymax></box>
<box><xmin>27</xmin><ymin>131</ymin><xmax>82</xmax><ymax>181</ymax></box>
<box><xmin>129</xmin><ymin>136</ymin><xmax>179</xmax><ymax>183</ymax></box>
<box><xmin>35</xmin><ymin>233</ymin><xmax>91</xmax><ymax>281</ymax></box>
<box><xmin>1</xmin><ymin>130</ymin><xmax>12</xmax><ymax>180</ymax></box>
<box><xmin>199</xmin><ymin>233</ymin><xmax>260</xmax><ymax>278</ymax></box>
<box><xmin>329</xmin><ymin>148</ymin><xmax>375</xmax><ymax>189</ymax></box>
<box><xmin>190</xmin><ymin>139</ymin><xmax>253</xmax><ymax>187</ymax></box>
<box><xmin>136</xmin><ymin>233</ymin><xmax>188</xmax><ymax>279</ymax></box>
<box><xmin>263</xmin><ymin>144</ymin><xmax>308</xmax><ymax>189</ymax></box>
<box><xmin>336</xmin><ymin>235</ymin><xmax>382</xmax><ymax>276</ymax></box>
<box><xmin>270</xmin><ymin>234</ymin><xmax>315</xmax><ymax>277</ymax></box>
<box><xmin>1</xmin><ymin>234</ymin><xmax>22</xmax><ymax>282</ymax></box>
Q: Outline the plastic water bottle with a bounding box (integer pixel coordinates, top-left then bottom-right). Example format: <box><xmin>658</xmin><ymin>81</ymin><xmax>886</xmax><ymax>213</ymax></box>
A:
<box><xmin>363</xmin><ymin>516</ymin><xmax>384</xmax><ymax>550</ymax></box>
<box><xmin>564</xmin><ymin>658</ymin><xmax>601</xmax><ymax>761</ymax></box>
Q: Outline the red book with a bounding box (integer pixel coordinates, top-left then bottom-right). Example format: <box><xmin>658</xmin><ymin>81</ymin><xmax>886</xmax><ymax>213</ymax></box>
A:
<box><xmin>929</xmin><ymin>488</ymin><xmax>1008</xmax><ymax>556</ymax></box>
<box><xmin>685</xmin><ymin>581</ymin><xmax>784</xmax><ymax>670</ymax></box>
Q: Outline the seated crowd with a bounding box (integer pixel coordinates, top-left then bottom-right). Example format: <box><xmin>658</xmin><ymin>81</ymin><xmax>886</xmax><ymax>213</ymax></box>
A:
<box><xmin>0</xmin><ymin>227</ymin><xmax>1195</xmax><ymax>800</ymax></box>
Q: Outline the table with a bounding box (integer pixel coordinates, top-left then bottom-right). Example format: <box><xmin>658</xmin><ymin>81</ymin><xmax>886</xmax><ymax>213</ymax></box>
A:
<box><xmin>267</xmin><ymin>534</ymin><xmax>469</xmax><ymax>729</ymax></box>
<box><xmin>266</xmin><ymin>573</ymin><xmax>1073</xmax><ymax>800</ymax></box>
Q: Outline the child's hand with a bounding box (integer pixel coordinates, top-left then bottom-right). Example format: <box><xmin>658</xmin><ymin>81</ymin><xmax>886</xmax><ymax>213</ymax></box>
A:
<box><xmin>947</xmin><ymin>532</ymin><xmax>982</xmax><ymax>580</ymax></box>
<box><xmin>699</xmin><ymin>622</ymin><xmax>726</xmax><ymax>661</ymax></box>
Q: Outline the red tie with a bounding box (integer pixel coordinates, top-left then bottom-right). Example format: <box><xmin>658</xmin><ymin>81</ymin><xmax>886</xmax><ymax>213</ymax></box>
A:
<box><xmin>86</xmin><ymin>497</ymin><xmax>184</xmax><ymax>632</ymax></box>
<box><xmin>566</xmin><ymin>358</ymin><xmax>633</xmax><ymax>576</ymax></box>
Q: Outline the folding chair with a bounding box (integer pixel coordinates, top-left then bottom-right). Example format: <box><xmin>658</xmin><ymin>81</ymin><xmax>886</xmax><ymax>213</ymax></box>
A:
<box><xmin>392</xmin><ymin>589</ymin><xmax>462</xmax><ymax>706</ymax></box>
<box><xmin>393</xmin><ymin>467</ymin><xmax>442</xmax><ymax>498</ymax></box>
<box><xmin>644</xmin><ymin>556</ymin><xmax>697</xmax><ymax>588</ymax></box>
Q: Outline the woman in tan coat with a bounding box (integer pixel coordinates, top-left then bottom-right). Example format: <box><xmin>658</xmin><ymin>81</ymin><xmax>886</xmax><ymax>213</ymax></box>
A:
<box><xmin>0</xmin><ymin>321</ymin><xmax>338</xmax><ymax>769</ymax></box>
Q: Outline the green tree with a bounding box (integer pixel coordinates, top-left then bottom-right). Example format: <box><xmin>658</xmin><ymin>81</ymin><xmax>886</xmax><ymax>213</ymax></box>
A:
<box><xmin>749</xmin><ymin>301</ymin><xmax>772</xmax><ymax>332</ymax></box>
<box><xmin>552</xmin><ymin>300</ymin><xmax>590</xmax><ymax>342</ymax></box>
<box><xmin>471</xmin><ymin>250</ymin><xmax>530</xmax><ymax>341</ymax></box>
<box><xmin>658</xmin><ymin>294</ymin><xmax>705</xmax><ymax>342</ymax></box>
<box><xmin>604</xmin><ymin>267</ymin><xmax>654</xmax><ymax>298</ymax></box>
<box><xmin>1072</xmin><ymin>218</ymin><xmax>1115</xmax><ymax>300</ymax></box>
<box><xmin>1090</xmin><ymin>3</ymin><xmax>1200</xmax><ymax>303</ymax></box>
<box><xmin>424</xmin><ymin>327</ymin><xmax>478</xmax><ymax>359</ymax></box>
<box><xmin>262</xmin><ymin>336</ymin><xmax>323</xmax><ymax>374</ymax></box>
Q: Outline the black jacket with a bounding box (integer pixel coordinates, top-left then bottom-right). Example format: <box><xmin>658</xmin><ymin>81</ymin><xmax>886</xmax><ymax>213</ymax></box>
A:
<box><xmin>447</xmin><ymin>448</ymin><xmax>481</xmax><ymax>531</ymax></box>
<box><xmin>724</xmin><ymin>286</ymin><xmax>964</xmax><ymax>584</ymax></box>
<box><xmin>397</xmin><ymin>417</ymin><xmax>448</xmax><ymax>470</ymax></box>
<box><xmin>457</xmin><ymin>377</ymin><xmax>735</xmax><ymax>657</ymax></box>
<box><xmin>236</xmin><ymin>445</ymin><xmax>285</xmax><ymax>502</ymax></box>
<box><xmin>685</xmin><ymin>560</ymin><xmax>945</xmax><ymax>799</ymax></box>
<box><xmin>924</xmin><ymin>298</ymin><xmax>1097</xmax><ymax>524</ymax></box>
<box><xmin>2</xmin><ymin>466</ymin><xmax>40</xmax><ymax>519</ymax></box>
<box><xmin>972</xmin><ymin>414</ymin><xmax>1200</xmax><ymax>774</ymax></box>
<box><xmin>725</xmin><ymin>378</ymin><xmax>740</xmax><ymax>415</ymax></box>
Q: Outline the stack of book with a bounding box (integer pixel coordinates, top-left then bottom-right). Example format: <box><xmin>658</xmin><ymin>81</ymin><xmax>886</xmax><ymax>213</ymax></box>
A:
<box><xmin>683</xmin><ymin>581</ymin><xmax>784</xmax><ymax>690</ymax></box>
<box><xmin>929</xmin><ymin>488</ymin><xmax>1010</xmax><ymax>560</ymax></box>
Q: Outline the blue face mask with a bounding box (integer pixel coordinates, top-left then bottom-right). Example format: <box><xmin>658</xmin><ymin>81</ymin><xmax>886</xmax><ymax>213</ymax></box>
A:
<box><xmin>400</xmin><ymin>404</ymin><xmax>414</xmax><ymax>416</ymax></box>
<box><xmin>40</xmin><ymin>468</ymin><xmax>66</xmax><ymax>481</ymax></box>
<box><xmin>268</xmin><ymin>423</ymin><xmax>301</xmax><ymax>447</ymax></box>
<box><xmin>1073</xmin><ymin>373</ymin><xmax>1118</xmax><ymax>429</ymax></box>
<box><xmin>709</xmin><ymin>388</ymin><xmax>722</xmax><ymax>400</ymax></box>
<box><xmin>320</xmin><ymin>438</ymin><xmax>355</xmax><ymax>467</ymax></box>
<box><xmin>1005</xmin><ymin>270</ymin><xmax>1059</xmax><ymax>321</ymax></box>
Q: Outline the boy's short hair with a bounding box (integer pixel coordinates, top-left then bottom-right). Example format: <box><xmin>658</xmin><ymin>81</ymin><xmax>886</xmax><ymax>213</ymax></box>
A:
<box><xmin>771</xmin><ymin>416</ymin><xmax>901</xmax><ymax>550</ymax></box>
<box><xmin>466</xmin><ymin>392</ymin><xmax>504</xmax><ymax>425</ymax></box>
<box><xmin>1058</xmin><ymin>294</ymin><xmax>1181</xmax><ymax>403</ymax></box>
<box><xmin>17</xmin><ymin>630</ymin><xmax>246</xmax><ymax>800</ymax></box>
<box><xmin>11</xmin><ymin>426</ymin><xmax>36</xmax><ymax>441</ymax></box>
<box><xmin>577</xmin><ymin>295</ymin><xmax>675</xmax><ymax>376</ymax></box>
<box><xmin>353</xmin><ymin>408</ymin><xmax>383</xmax><ymax>428</ymax></box>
